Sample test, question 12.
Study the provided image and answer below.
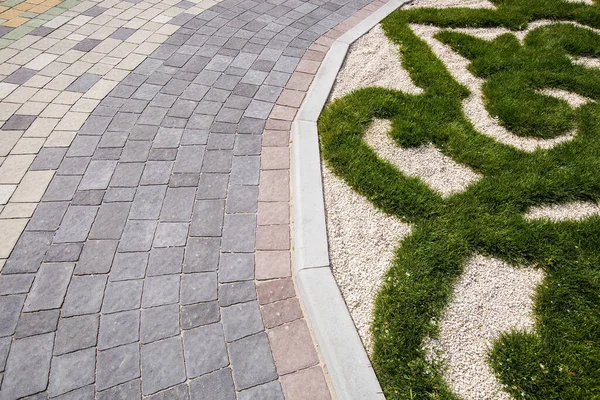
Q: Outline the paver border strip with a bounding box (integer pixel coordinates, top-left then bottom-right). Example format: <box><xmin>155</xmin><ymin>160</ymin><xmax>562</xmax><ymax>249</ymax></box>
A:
<box><xmin>290</xmin><ymin>0</ymin><xmax>412</xmax><ymax>398</ymax></box>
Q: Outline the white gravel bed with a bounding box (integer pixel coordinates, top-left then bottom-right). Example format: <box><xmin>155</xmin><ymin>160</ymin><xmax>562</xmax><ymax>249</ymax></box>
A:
<box><xmin>363</xmin><ymin>119</ymin><xmax>481</xmax><ymax>197</ymax></box>
<box><xmin>424</xmin><ymin>256</ymin><xmax>544</xmax><ymax>400</ymax></box>
<box><xmin>525</xmin><ymin>201</ymin><xmax>600</xmax><ymax>221</ymax></box>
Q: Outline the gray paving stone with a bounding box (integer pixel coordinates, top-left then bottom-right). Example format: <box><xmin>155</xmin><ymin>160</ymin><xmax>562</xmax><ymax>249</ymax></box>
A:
<box><xmin>226</xmin><ymin>185</ymin><xmax>258</xmax><ymax>213</ymax></box>
<box><xmin>14</xmin><ymin>309</ymin><xmax>59</xmax><ymax>339</ymax></box>
<box><xmin>71</xmin><ymin>189</ymin><xmax>105</xmax><ymax>205</ymax></box>
<box><xmin>79</xmin><ymin>160</ymin><xmax>117</xmax><ymax>190</ymax></box>
<box><xmin>57</xmin><ymin>157</ymin><xmax>90</xmax><ymax>176</ymax></box>
<box><xmin>1</xmin><ymin>114</ymin><xmax>35</xmax><ymax>130</ymax></box>
<box><xmin>229</xmin><ymin>332</ymin><xmax>277</xmax><ymax>390</ymax></box>
<box><xmin>121</xmin><ymin>141</ymin><xmax>152</xmax><ymax>162</ymax></box>
<box><xmin>104</xmin><ymin>187</ymin><xmax>137</xmax><ymax>202</ymax></box>
<box><xmin>181</xmin><ymin>301</ymin><xmax>219</xmax><ymax>330</ymax></box>
<box><xmin>189</xmin><ymin>368</ymin><xmax>236</xmax><ymax>400</ymax></box>
<box><xmin>141</xmin><ymin>337</ymin><xmax>186</xmax><ymax>396</ymax></box>
<box><xmin>183</xmin><ymin>323</ymin><xmax>229</xmax><ymax>378</ymax></box>
<box><xmin>140</xmin><ymin>161</ymin><xmax>173</xmax><ymax>185</ymax></box>
<box><xmin>89</xmin><ymin>202</ymin><xmax>131</xmax><ymax>240</ymax></box>
<box><xmin>142</xmin><ymin>275</ymin><xmax>180</xmax><ymax>307</ymax></box>
<box><xmin>30</xmin><ymin>148</ymin><xmax>68</xmax><ymax>170</ymax></box>
<box><xmin>96</xmin><ymin>343</ymin><xmax>140</xmax><ymax>391</ymax></box>
<box><xmin>154</xmin><ymin>127</ymin><xmax>184</xmax><ymax>148</ymax></box>
<box><xmin>255</xmin><ymin>85</ymin><xmax>283</xmax><ymax>102</ymax></box>
<box><xmin>54</xmin><ymin>314</ymin><xmax>99</xmax><ymax>356</ymax></box>
<box><xmin>147</xmin><ymin>247</ymin><xmax>183</xmax><ymax>276</ymax></box>
<box><xmin>48</xmin><ymin>348</ymin><xmax>96</xmax><ymax>397</ymax></box>
<box><xmin>146</xmin><ymin>383</ymin><xmax>190</xmax><ymax>400</ymax></box>
<box><xmin>197</xmin><ymin>173</ymin><xmax>229</xmax><ymax>199</ymax></box>
<box><xmin>173</xmin><ymin>145</ymin><xmax>205</xmax><ymax>174</ymax></box>
<box><xmin>4</xmin><ymin>67</ymin><xmax>37</xmax><ymax>84</ymax></box>
<box><xmin>108</xmin><ymin>112</ymin><xmax>140</xmax><ymax>132</ymax></box>
<box><xmin>169</xmin><ymin>173</ymin><xmax>200</xmax><ymax>187</ymax></box>
<box><xmin>219</xmin><ymin>281</ymin><xmax>257</xmax><ymax>306</ymax></box>
<box><xmin>4</xmin><ymin>231</ymin><xmax>53</xmax><ymax>274</ymax></box>
<box><xmin>238</xmin><ymin>381</ymin><xmax>284</xmax><ymax>400</ymax></box>
<box><xmin>110</xmin><ymin>252</ymin><xmax>148</xmax><ymax>281</ymax></box>
<box><xmin>0</xmin><ymin>294</ymin><xmax>26</xmax><ymax>337</ymax></box>
<box><xmin>153</xmin><ymin>222</ymin><xmax>189</xmax><ymax>247</ymax></box>
<box><xmin>0</xmin><ymin>333</ymin><xmax>54</xmax><ymax>399</ymax></box>
<box><xmin>0</xmin><ymin>274</ymin><xmax>34</xmax><ymax>295</ymax></box>
<box><xmin>183</xmin><ymin>237</ymin><xmax>220</xmax><ymax>272</ymax></box>
<box><xmin>53</xmin><ymin>385</ymin><xmax>95</xmax><ymax>400</ymax></box>
<box><xmin>42</xmin><ymin>175</ymin><xmax>81</xmax><ymax>201</ymax></box>
<box><xmin>62</xmin><ymin>274</ymin><xmax>107</xmax><ymax>317</ymax></box>
<box><xmin>140</xmin><ymin>303</ymin><xmax>179</xmax><ymax>344</ymax></box>
<box><xmin>98</xmin><ymin>310</ymin><xmax>140</xmax><ymax>350</ymax></box>
<box><xmin>75</xmin><ymin>240</ymin><xmax>118</xmax><ymax>275</ymax></box>
<box><xmin>26</xmin><ymin>202</ymin><xmax>69</xmax><ymax>232</ymax></box>
<box><xmin>0</xmin><ymin>336</ymin><xmax>10</xmax><ymax>371</ymax></box>
<box><xmin>53</xmin><ymin>206</ymin><xmax>98</xmax><ymax>243</ymax></box>
<box><xmin>238</xmin><ymin>117</ymin><xmax>264</xmax><ymax>134</ymax></box>
<box><xmin>190</xmin><ymin>199</ymin><xmax>225</xmax><ymax>237</ymax></box>
<box><xmin>221</xmin><ymin>300</ymin><xmax>264</xmax><ymax>342</ymax></box>
<box><xmin>23</xmin><ymin>263</ymin><xmax>74</xmax><ymax>312</ymax></box>
<box><xmin>66</xmin><ymin>136</ymin><xmax>101</xmax><ymax>157</ymax></box>
<box><xmin>130</xmin><ymin>125</ymin><xmax>159</xmax><ymax>141</ymax></box>
<box><xmin>202</xmin><ymin>150</ymin><xmax>232</xmax><ymax>173</ymax></box>
<box><xmin>119</xmin><ymin>220</ymin><xmax>157</xmax><ymax>252</ymax></box>
<box><xmin>129</xmin><ymin>185</ymin><xmax>167</xmax><ymax>220</ymax></box>
<box><xmin>230</xmin><ymin>155</ymin><xmax>260</xmax><ymax>185</ymax></box>
<box><xmin>207</xmin><ymin>133</ymin><xmax>235</xmax><ymax>150</ymax></box>
<box><xmin>181</xmin><ymin>272</ymin><xmax>217</xmax><ymax>305</ymax></box>
<box><xmin>80</xmin><ymin>116</ymin><xmax>112</xmax><ymax>135</ymax></box>
<box><xmin>102</xmin><ymin>279</ymin><xmax>143</xmax><ymax>313</ymax></box>
<box><xmin>221</xmin><ymin>214</ymin><xmax>256</xmax><ymax>253</ymax></box>
<box><xmin>160</xmin><ymin>187</ymin><xmax>196</xmax><ymax>221</ymax></box>
<box><xmin>110</xmin><ymin>162</ymin><xmax>144</xmax><ymax>187</ymax></box>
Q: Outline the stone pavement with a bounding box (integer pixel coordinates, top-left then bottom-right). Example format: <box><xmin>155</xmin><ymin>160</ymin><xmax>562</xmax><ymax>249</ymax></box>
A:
<box><xmin>0</xmin><ymin>0</ymin><xmax>383</xmax><ymax>397</ymax></box>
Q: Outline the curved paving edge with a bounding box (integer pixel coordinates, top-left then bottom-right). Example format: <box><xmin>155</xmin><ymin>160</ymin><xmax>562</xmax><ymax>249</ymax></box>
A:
<box><xmin>282</xmin><ymin>0</ymin><xmax>412</xmax><ymax>398</ymax></box>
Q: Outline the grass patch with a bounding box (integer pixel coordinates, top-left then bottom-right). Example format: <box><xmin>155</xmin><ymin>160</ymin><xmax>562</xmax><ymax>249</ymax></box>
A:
<box><xmin>318</xmin><ymin>0</ymin><xmax>600</xmax><ymax>398</ymax></box>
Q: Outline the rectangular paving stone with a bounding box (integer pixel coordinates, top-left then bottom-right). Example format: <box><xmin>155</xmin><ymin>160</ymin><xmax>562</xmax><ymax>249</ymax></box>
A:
<box><xmin>1</xmin><ymin>332</ymin><xmax>54</xmax><ymax>399</ymax></box>
<box><xmin>98</xmin><ymin>310</ymin><xmax>140</xmax><ymax>350</ymax></box>
<box><xmin>75</xmin><ymin>240</ymin><xmax>118</xmax><ymax>275</ymax></box>
<box><xmin>109</xmin><ymin>251</ymin><xmax>148</xmax><ymax>281</ymax></box>
<box><xmin>0</xmin><ymin>294</ymin><xmax>26</xmax><ymax>337</ymax></box>
<box><xmin>184</xmin><ymin>237</ymin><xmax>220</xmax><ymax>273</ymax></box>
<box><xmin>141</xmin><ymin>275</ymin><xmax>180</xmax><ymax>308</ymax></box>
<box><xmin>129</xmin><ymin>185</ymin><xmax>167</xmax><ymax>220</ymax></box>
<box><xmin>181</xmin><ymin>272</ymin><xmax>217</xmax><ymax>305</ymax></box>
<box><xmin>229</xmin><ymin>332</ymin><xmax>278</xmax><ymax>390</ymax></box>
<box><xmin>96</xmin><ymin>343</ymin><xmax>140</xmax><ymax>391</ymax></box>
<box><xmin>42</xmin><ymin>175</ymin><xmax>82</xmax><ymax>202</ymax></box>
<box><xmin>0</xmin><ymin>274</ymin><xmax>34</xmax><ymax>295</ymax></box>
<box><xmin>54</xmin><ymin>314</ymin><xmax>99</xmax><ymax>356</ymax></box>
<box><xmin>102</xmin><ymin>279</ymin><xmax>143</xmax><ymax>314</ymax></box>
<box><xmin>219</xmin><ymin>252</ymin><xmax>256</xmax><ymax>283</ymax></box>
<box><xmin>182</xmin><ymin>323</ymin><xmax>229</xmax><ymax>379</ymax></box>
<box><xmin>147</xmin><ymin>247</ymin><xmax>184</xmax><ymax>276</ymax></box>
<box><xmin>62</xmin><ymin>275</ymin><xmax>107</xmax><ymax>317</ymax></box>
<box><xmin>71</xmin><ymin>190</ymin><xmax>105</xmax><ymax>206</ymax></box>
<box><xmin>109</xmin><ymin>162</ymin><xmax>144</xmax><ymax>187</ymax></box>
<box><xmin>190</xmin><ymin>368</ymin><xmax>236</xmax><ymax>400</ymax></box>
<box><xmin>160</xmin><ymin>187</ymin><xmax>195</xmax><ymax>222</ymax></box>
<box><xmin>14</xmin><ymin>309</ymin><xmax>59</xmax><ymax>339</ymax></box>
<box><xmin>141</xmin><ymin>336</ymin><xmax>187</xmax><ymax>396</ymax></box>
<box><xmin>238</xmin><ymin>381</ymin><xmax>284</xmax><ymax>400</ymax></box>
<box><xmin>197</xmin><ymin>173</ymin><xmax>229</xmax><ymax>199</ymax></box>
<box><xmin>227</xmin><ymin>185</ymin><xmax>258</xmax><ymax>213</ymax></box>
<box><xmin>118</xmin><ymin>219</ymin><xmax>157</xmax><ymax>252</ymax></box>
<box><xmin>221</xmin><ymin>300</ymin><xmax>264</xmax><ymax>342</ymax></box>
<box><xmin>3</xmin><ymin>231</ymin><xmax>53</xmax><ymax>274</ymax></box>
<box><xmin>153</xmin><ymin>222</ymin><xmax>188</xmax><ymax>247</ymax></box>
<box><xmin>44</xmin><ymin>244</ymin><xmax>83</xmax><ymax>262</ymax></box>
<box><xmin>202</xmin><ymin>150</ymin><xmax>232</xmax><ymax>173</ymax></box>
<box><xmin>190</xmin><ymin>199</ymin><xmax>225</xmax><ymax>237</ymax></box>
<box><xmin>231</xmin><ymin>156</ymin><xmax>260</xmax><ymax>185</ymax></box>
<box><xmin>23</xmin><ymin>263</ymin><xmax>75</xmax><ymax>312</ymax></box>
<box><xmin>53</xmin><ymin>206</ymin><xmax>98</xmax><ymax>243</ymax></box>
<box><xmin>57</xmin><ymin>157</ymin><xmax>91</xmax><ymax>176</ymax></box>
<box><xmin>221</xmin><ymin>214</ymin><xmax>256</xmax><ymax>253</ymax></box>
<box><xmin>181</xmin><ymin>301</ymin><xmax>220</xmax><ymax>330</ymax></box>
<box><xmin>219</xmin><ymin>281</ymin><xmax>257</xmax><ymax>307</ymax></box>
<box><xmin>88</xmin><ymin>202</ymin><xmax>131</xmax><ymax>240</ymax></box>
<box><xmin>78</xmin><ymin>160</ymin><xmax>117</xmax><ymax>190</ymax></box>
<box><xmin>141</xmin><ymin>303</ymin><xmax>179</xmax><ymax>344</ymax></box>
<box><xmin>173</xmin><ymin>145</ymin><xmax>205</xmax><ymax>174</ymax></box>
<box><xmin>140</xmin><ymin>161</ymin><xmax>173</xmax><ymax>185</ymax></box>
<box><xmin>48</xmin><ymin>348</ymin><xmax>96</xmax><ymax>397</ymax></box>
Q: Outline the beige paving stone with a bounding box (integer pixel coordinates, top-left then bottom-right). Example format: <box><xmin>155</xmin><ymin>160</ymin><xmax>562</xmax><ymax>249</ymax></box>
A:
<box><xmin>48</xmin><ymin>39</ymin><xmax>78</xmax><ymax>56</ymax></box>
<box><xmin>72</xmin><ymin>98</ymin><xmax>100</xmax><ymax>113</ymax></box>
<box><xmin>0</xmin><ymin>49</ymin><xmax>19</xmax><ymax>65</ymax></box>
<box><xmin>11</xmin><ymin>36</ymin><xmax>42</xmax><ymax>52</ymax></box>
<box><xmin>54</xmin><ymin>112</ymin><xmax>88</xmax><ymax>132</ymax></box>
<box><xmin>24</xmin><ymin>118</ymin><xmax>59</xmax><ymax>138</ymax></box>
<box><xmin>133</xmin><ymin>42</ymin><xmax>160</xmax><ymax>56</ymax></box>
<box><xmin>100</xmin><ymin>56</ymin><xmax>122</xmax><ymax>66</ymax></box>
<box><xmin>25</xmin><ymin>53</ymin><xmax>59</xmax><ymax>71</ymax></box>
<box><xmin>9</xmin><ymin>48</ymin><xmax>42</xmax><ymax>66</ymax></box>
<box><xmin>46</xmin><ymin>74</ymin><xmax>78</xmax><ymax>91</ymax></box>
<box><xmin>0</xmin><ymin>259</ymin><xmax>5</xmax><ymax>272</ymax></box>
<box><xmin>54</xmin><ymin>91</ymin><xmax>82</xmax><ymax>105</ymax></box>
<box><xmin>0</xmin><ymin>64</ymin><xmax>20</xmax><ymax>78</ymax></box>
<box><xmin>57</xmin><ymin>50</ymin><xmax>85</xmax><ymax>65</ymax></box>
<box><xmin>0</xmin><ymin>104</ymin><xmax>20</xmax><ymax>123</ymax></box>
<box><xmin>11</xmin><ymin>170</ymin><xmax>55</xmax><ymax>203</ymax></box>
<box><xmin>104</xmin><ymin>68</ymin><xmax>129</xmax><ymax>82</ymax></box>
<box><xmin>0</xmin><ymin>131</ymin><xmax>22</xmax><ymax>157</ymax></box>
<box><xmin>4</xmin><ymin>87</ymin><xmax>38</xmax><ymax>104</ymax></box>
<box><xmin>32</xmin><ymin>38</ymin><xmax>61</xmax><ymax>52</ymax></box>
<box><xmin>0</xmin><ymin>83</ymin><xmax>19</xmax><ymax>100</ymax></box>
<box><xmin>30</xmin><ymin>88</ymin><xmax>61</xmax><ymax>103</ymax></box>
<box><xmin>87</xmin><ymin>63</ymin><xmax>113</xmax><ymax>76</ymax></box>
<box><xmin>45</xmin><ymin>131</ymin><xmax>77</xmax><ymax>147</ymax></box>
<box><xmin>84</xmin><ymin>79</ymin><xmax>117</xmax><ymax>99</ymax></box>
<box><xmin>39</xmin><ymin>61</ymin><xmax>70</xmax><ymax>78</ymax></box>
<box><xmin>81</xmin><ymin>52</ymin><xmax>104</xmax><ymax>64</ymax></box>
<box><xmin>17</xmin><ymin>102</ymin><xmax>48</xmax><ymax>116</ymax></box>
<box><xmin>117</xmin><ymin>53</ymin><xmax>145</xmax><ymax>70</ymax></box>
<box><xmin>0</xmin><ymin>202</ymin><xmax>38</xmax><ymax>219</ymax></box>
<box><xmin>94</xmin><ymin>38</ymin><xmax>121</xmax><ymax>54</ymax></box>
<box><xmin>63</xmin><ymin>61</ymin><xmax>93</xmax><ymax>76</ymax></box>
<box><xmin>11</xmin><ymin>138</ymin><xmax>45</xmax><ymax>155</ymax></box>
<box><xmin>0</xmin><ymin>218</ymin><xmax>28</xmax><ymax>258</ymax></box>
<box><xmin>0</xmin><ymin>185</ymin><xmax>17</xmax><ymax>205</ymax></box>
<box><xmin>24</xmin><ymin>75</ymin><xmax>53</xmax><ymax>89</ymax></box>
<box><xmin>40</xmin><ymin>104</ymin><xmax>71</xmax><ymax>118</ymax></box>
<box><xmin>0</xmin><ymin>155</ymin><xmax>36</xmax><ymax>184</ymax></box>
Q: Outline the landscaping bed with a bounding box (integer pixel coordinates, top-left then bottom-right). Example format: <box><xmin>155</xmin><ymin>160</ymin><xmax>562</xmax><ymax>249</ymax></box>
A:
<box><xmin>319</xmin><ymin>0</ymin><xmax>600</xmax><ymax>398</ymax></box>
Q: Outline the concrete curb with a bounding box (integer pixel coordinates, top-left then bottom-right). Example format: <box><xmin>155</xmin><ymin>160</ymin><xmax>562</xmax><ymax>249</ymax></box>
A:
<box><xmin>291</xmin><ymin>0</ymin><xmax>412</xmax><ymax>399</ymax></box>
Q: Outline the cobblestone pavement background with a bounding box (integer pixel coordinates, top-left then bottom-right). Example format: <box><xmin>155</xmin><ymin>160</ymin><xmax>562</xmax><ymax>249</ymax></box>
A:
<box><xmin>0</xmin><ymin>0</ymin><xmax>375</xmax><ymax>396</ymax></box>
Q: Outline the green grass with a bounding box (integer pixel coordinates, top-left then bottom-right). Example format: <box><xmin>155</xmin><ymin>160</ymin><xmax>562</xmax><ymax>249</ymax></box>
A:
<box><xmin>317</xmin><ymin>0</ymin><xmax>600</xmax><ymax>398</ymax></box>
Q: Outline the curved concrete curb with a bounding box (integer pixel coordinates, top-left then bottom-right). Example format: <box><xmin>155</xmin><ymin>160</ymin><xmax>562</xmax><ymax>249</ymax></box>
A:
<box><xmin>292</xmin><ymin>0</ymin><xmax>412</xmax><ymax>399</ymax></box>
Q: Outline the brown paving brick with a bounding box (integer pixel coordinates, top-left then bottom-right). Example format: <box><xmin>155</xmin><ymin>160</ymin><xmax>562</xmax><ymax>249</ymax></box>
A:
<box><xmin>256</xmin><ymin>224</ymin><xmax>289</xmax><ymax>251</ymax></box>
<box><xmin>261</xmin><ymin>297</ymin><xmax>303</xmax><ymax>328</ymax></box>
<box><xmin>265</xmin><ymin>119</ymin><xmax>292</xmax><ymax>131</ymax></box>
<box><xmin>262</xmin><ymin>130</ymin><xmax>289</xmax><ymax>147</ymax></box>
<box><xmin>303</xmin><ymin>50</ymin><xmax>326</xmax><ymax>62</ymax></box>
<box><xmin>259</xmin><ymin>169</ymin><xmax>289</xmax><ymax>202</ymax></box>
<box><xmin>257</xmin><ymin>277</ymin><xmax>295</xmax><ymax>305</ymax></box>
<box><xmin>257</xmin><ymin>201</ymin><xmax>289</xmax><ymax>226</ymax></box>
<box><xmin>296</xmin><ymin>60</ymin><xmax>320</xmax><ymax>75</ymax></box>
<box><xmin>309</xmin><ymin>43</ymin><xmax>329</xmax><ymax>53</ymax></box>
<box><xmin>325</xmin><ymin>28</ymin><xmax>344</xmax><ymax>40</ymax></box>
<box><xmin>276</xmin><ymin>89</ymin><xmax>305</xmax><ymax>108</ymax></box>
<box><xmin>280</xmin><ymin>366</ymin><xmax>332</xmax><ymax>400</ymax></box>
<box><xmin>285</xmin><ymin>72</ymin><xmax>314</xmax><ymax>92</ymax></box>
<box><xmin>261</xmin><ymin>147</ymin><xmax>289</xmax><ymax>170</ymax></box>
<box><xmin>270</xmin><ymin>105</ymin><xmax>297</xmax><ymax>121</ymax></box>
<box><xmin>315</xmin><ymin>35</ymin><xmax>335</xmax><ymax>48</ymax></box>
<box><xmin>268</xmin><ymin>319</ymin><xmax>319</xmax><ymax>375</ymax></box>
<box><xmin>255</xmin><ymin>251</ymin><xmax>291</xmax><ymax>280</ymax></box>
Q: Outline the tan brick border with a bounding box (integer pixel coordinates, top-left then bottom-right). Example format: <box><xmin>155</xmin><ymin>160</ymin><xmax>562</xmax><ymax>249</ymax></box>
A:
<box><xmin>255</xmin><ymin>1</ymin><xmax>389</xmax><ymax>398</ymax></box>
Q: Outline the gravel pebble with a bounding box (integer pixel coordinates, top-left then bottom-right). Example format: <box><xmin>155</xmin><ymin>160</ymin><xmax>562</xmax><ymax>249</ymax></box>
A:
<box><xmin>525</xmin><ymin>201</ymin><xmax>600</xmax><ymax>221</ymax></box>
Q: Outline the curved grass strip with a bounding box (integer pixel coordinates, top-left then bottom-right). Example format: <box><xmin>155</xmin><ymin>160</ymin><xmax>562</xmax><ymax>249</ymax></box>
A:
<box><xmin>318</xmin><ymin>1</ymin><xmax>600</xmax><ymax>398</ymax></box>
